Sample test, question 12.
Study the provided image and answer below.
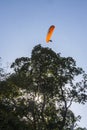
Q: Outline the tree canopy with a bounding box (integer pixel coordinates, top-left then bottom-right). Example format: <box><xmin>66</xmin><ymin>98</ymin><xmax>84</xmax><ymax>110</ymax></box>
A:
<box><xmin>0</xmin><ymin>44</ymin><xmax>87</xmax><ymax>130</ymax></box>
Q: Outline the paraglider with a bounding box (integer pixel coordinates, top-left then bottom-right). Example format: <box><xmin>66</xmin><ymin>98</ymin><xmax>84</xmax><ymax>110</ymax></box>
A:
<box><xmin>46</xmin><ymin>25</ymin><xmax>55</xmax><ymax>43</ymax></box>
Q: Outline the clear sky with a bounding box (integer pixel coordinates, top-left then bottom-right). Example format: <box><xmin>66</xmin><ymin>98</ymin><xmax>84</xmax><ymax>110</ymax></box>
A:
<box><xmin>0</xmin><ymin>0</ymin><xmax>87</xmax><ymax>128</ymax></box>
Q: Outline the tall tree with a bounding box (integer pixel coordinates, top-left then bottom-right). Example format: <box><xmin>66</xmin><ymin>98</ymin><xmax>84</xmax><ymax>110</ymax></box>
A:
<box><xmin>0</xmin><ymin>45</ymin><xmax>87</xmax><ymax>130</ymax></box>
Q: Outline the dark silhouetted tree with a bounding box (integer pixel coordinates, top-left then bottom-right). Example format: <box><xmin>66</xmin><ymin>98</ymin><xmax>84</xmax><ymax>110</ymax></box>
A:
<box><xmin>0</xmin><ymin>45</ymin><xmax>87</xmax><ymax>130</ymax></box>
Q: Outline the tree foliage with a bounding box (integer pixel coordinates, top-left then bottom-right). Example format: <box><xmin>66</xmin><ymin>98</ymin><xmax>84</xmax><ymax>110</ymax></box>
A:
<box><xmin>0</xmin><ymin>45</ymin><xmax>87</xmax><ymax>130</ymax></box>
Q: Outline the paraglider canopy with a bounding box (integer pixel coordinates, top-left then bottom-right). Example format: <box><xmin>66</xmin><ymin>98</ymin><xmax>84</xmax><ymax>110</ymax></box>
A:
<box><xmin>46</xmin><ymin>25</ymin><xmax>55</xmax><ymax>43</ymax></box>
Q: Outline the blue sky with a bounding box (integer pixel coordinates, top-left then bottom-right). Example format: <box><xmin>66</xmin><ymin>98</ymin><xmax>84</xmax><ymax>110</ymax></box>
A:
<box><xmin>0</xmin><ymin>0</ymin><xmax>87</xmax><ymax>128</ymax></box>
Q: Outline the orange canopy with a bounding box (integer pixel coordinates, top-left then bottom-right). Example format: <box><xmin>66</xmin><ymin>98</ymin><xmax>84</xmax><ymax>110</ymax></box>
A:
<box><xmin>46</xmin><ymin>25</ymin><xmax>55</xmax><ymax>43</ymax></box>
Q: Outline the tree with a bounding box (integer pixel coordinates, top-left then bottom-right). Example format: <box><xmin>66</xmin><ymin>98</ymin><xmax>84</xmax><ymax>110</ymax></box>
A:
<box><xmin>0</xmin><ymin>44</ymin><xmax>87</xmax><ymax>130</ymax></box>
<box><xmin>0</xmin><ymin>57</ymin><xmax>5</xmax><ymax>81</ymax></box>
<box><xmin>0</xmin><ymin>58</ymin><xmax>29</xmax><ymax>130</ymax></box>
